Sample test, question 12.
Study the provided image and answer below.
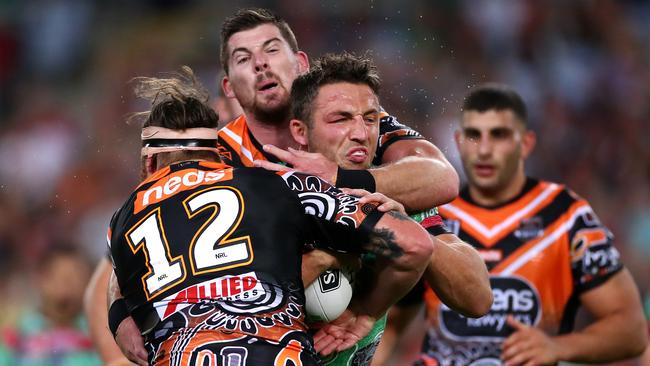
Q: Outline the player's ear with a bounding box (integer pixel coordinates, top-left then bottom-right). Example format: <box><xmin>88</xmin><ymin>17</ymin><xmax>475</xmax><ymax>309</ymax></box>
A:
<box><xmin>221</xmin><ymin>75</ymin><xmax>235</xmax><ymax>99</ymax></box>
<box><xmin>454</xmin><ymin>129</ymin><xmax>462</xmax><ymax>148</ymax></box>
<box><xmin>290</xmin><ymin>119</ymin><xmax>309</xmax><ymax>147</ymax></box>
<box><xmin>296</xmin><ymin>51</ymin><xmax>309</xmax><ymax>75</ymax></box>
<box><xmin>521</xmin><ymin>130</ymin><xmax>536</xmax><ymax>159</ymax></box>
<box><xmin>145</xmin><ymin>155</ymin><xmax>157</xmax><ymax>176</ymax></box>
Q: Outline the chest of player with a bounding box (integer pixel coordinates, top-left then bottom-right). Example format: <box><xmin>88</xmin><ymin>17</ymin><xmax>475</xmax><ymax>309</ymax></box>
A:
<box><xmin>437</xmin><ymin>215</ymin><xmax>576</xmax><ymax>338</ymax></box>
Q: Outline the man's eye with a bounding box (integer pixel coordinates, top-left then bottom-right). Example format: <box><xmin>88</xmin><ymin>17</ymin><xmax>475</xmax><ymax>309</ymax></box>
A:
<box><xmin>236</xmin><ymin>56</ymin><xmax>249</xmax><ymax>64</ymax></box>
<box><xmin>492</xmin><ymin>129</ymin><xmax>512</xmax><ymax>139</ymax></box>
<box><xmin>464</xmin><ymin>131</ymin><xmax>480</xmax><ymax>140</ymax></box>
<box><xmin>267</xmin><ymin>48</ymin><xmax>279</xmax><ymax>54</ymax></box>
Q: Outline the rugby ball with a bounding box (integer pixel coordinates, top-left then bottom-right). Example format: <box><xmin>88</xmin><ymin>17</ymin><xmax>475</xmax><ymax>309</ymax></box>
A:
<box><xmin>305</xmin><ymin>268</ymin><xmax>354</xmax><ymax>322</ymax></box>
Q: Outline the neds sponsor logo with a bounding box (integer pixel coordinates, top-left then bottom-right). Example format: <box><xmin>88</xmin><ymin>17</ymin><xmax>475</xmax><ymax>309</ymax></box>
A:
<box><xmin>440</xmin><ymin>276</ymin><xmax>541</xmax><ymax>341</ymax></box>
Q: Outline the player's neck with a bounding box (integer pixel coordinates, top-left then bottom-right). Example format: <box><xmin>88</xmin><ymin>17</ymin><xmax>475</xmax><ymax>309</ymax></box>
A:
<box><xmin>469</xmin><ymin>172</ymin><xmax>527</xmax><ymax>207</ymax></box>
<box><xmin>245</xmin><ymin>113</ymin><xmax>299</xmax><ymax>150</ymax></box>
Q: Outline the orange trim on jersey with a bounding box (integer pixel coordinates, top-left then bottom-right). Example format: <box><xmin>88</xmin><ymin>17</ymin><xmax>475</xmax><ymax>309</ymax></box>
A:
<box><xmin>218</xmin><ymin>115</ymin><xmax>269</xmax><ymax>167</ymax></box>
<box><xmin>484</xmin><ymin>201</ymin><xmax>590</xmax><ymax>324</ymax></box>
<box><xmin>274</xmin><ymin>339</ymin><xmax>304</xmax><ymax>366</ymax></box>
<box><xmin>439</xmin><ymin>182</ymin><xmax>564</xmax><ymax>247</ymax></box>
<box><xmin>491</xmin><ymin>200</ymin><xmax>589</xmax><ymax>274</ymax></box>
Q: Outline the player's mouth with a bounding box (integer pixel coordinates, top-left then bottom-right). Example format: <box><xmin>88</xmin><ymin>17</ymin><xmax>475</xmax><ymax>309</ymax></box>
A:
<box><xmin>346</xmin><ymin>147</ymin><xmax>369</xmax><ymax>164</ymax></box>
<box><xmin>473</xmin><ymin>163</ymin><xmax>496</xmax><ymax>177</ymax></box>
<box><xmin>257</xmin><ymin>80</ymin><xmax>279</xmax><ymax>94</ymax></box>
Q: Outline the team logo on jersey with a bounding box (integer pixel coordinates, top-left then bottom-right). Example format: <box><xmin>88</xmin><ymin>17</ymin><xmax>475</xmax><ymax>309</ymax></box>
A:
<box><xmin>439</xmin><ymin>276</ymin><xmax>541</xmax><ymax>341</ymax></box>
<box><xmin>514</xmin><ymin>216</ymin><xmax>543</xmax><ymax>241</ymax></box>
<box><xmin>155</xmin><ymin>272</ymin><xmax>267</xmax><ymax>320</ymax></box>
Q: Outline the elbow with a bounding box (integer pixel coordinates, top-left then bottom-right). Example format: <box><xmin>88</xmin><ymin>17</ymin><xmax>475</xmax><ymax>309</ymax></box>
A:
<box><xmin>462</xmin><ymin>289</ymin><xmax>493</xmax><ymax>318</ymax></box>
<box><xmin>626</xmin><ymin>323</ymin><xmax>649</xmax><ymax>358</ymax></box>
<box><xmin>394</xmin><ymin>229</ymin><xmax>434</xmax><ymax>272</ymax></box>
<box><xmin>439</xmin><ymin>166</ymin><xmax>460</xmax><ymax>204</ymax></box>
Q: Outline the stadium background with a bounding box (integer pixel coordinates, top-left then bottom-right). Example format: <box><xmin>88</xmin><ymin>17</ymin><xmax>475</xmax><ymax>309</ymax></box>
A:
<box><xmin>0</xmin><ymin>0</ymin><xmax>648</xmax><ymax>364</ymax></box>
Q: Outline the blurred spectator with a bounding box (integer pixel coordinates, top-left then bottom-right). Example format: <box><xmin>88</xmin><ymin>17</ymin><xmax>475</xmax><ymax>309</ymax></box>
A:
<box><xmin>0</xmin><ymin>245</ymin><xmax>100</xmax><ymax>365</ymax></box>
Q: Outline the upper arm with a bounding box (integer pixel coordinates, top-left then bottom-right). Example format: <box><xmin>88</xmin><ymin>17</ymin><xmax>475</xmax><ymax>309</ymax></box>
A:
<box><xmin>381</xmin><ymin>139</ymin><xmax>460</xmax><ymax>204</ymax></box>
<box><xmin>381</xmin><ymin>138</ymin><xmax>448</xmax><ymax>164</ymax></box>
<box><xmin>579</xmin><ymin>269</ymin><xmax>644</xmax><ymax>320</ymax></box>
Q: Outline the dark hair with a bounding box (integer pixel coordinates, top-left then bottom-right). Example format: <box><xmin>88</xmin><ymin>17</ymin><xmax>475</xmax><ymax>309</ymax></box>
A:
<box><xmin>291</xmin><ymin>52</ymin><xmax>381</xmax><ymax>125</ymax></box>
<box><xmin>220</xmin><ymin>8</ymin><xmax>299</xmax><ymax>74</ymax></box>
<box><xmin>462</xmin><ymin>83</ymin><xmax>527</xmax><ymax>124</ymax></box>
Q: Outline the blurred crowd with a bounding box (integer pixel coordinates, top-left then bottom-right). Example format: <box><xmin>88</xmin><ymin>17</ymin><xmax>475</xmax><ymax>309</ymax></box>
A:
<box><xmin>0</xmin><ymin>0</ymin><xmax>648</xmax><ymax>364</ymax></box>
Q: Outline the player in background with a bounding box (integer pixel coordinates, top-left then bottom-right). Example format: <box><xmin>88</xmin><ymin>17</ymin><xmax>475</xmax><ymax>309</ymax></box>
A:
<box><xmin>271</xmin><ymin>52</ymin><xmax>491</xmax><ymax>365</ymax></box>
<box><xmin>85</xmin><ymin>8</ymin><xmax>462</xmax><ymax>364</ymax></box>
<box><xmin>107</xmin><ymin>68</ymin><xmax>433</xmax><ymax>365</ymax></box>
<box><xmin>377</xmin><ymin>84</ymin><xmax>648</xmax><ymax>365</ymax></box>
<box><xmin>217</xmin><ymin>7</ymin><xmax>458</xmax><ymax>209</ymax></box>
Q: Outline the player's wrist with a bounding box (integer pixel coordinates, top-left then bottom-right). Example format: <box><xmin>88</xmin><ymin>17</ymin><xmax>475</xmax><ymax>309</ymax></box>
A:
<box><xmin>551</xmin><ymin>334</ymin><xmax>574</xmax><ymax>362</ymax></box>
<box><xmin>336</xmin><ymin>167</ymin><xmax>376</xmax><ymax>192</ymax></box>
<box><xmin>108</xmin><ymin>298</ymin><xmax>130</xmax><ymax>338</ymax></box>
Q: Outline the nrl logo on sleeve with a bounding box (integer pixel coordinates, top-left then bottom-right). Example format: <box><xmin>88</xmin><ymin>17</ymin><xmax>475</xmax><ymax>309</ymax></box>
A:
<box><xmin>439</xmin><ymin>276</ymin><xmax>541</xmax><ymax>341</ymax></box>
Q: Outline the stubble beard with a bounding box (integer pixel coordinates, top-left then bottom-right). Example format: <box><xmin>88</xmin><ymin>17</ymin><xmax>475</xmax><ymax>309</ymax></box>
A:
<box><xmin>251</xmin><ymin>97</ymin><xmax>291</xmax><ymax>126</ymax></box>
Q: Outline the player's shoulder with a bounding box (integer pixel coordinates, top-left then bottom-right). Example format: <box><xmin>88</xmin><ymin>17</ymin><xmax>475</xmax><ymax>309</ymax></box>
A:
<box><xmin>218</xmin><ymin>115</ymin><xmax>247</xmax><ymax>143</ymax></box>
<box><xmin>537</xmin><ymin>178</ymin><xmax>591</xmax><ymax>210</ymax></box>
<box><xmin>441</xmin><ymin>177</ymin><xmax>582</xmax><ymax>217</ymax></box>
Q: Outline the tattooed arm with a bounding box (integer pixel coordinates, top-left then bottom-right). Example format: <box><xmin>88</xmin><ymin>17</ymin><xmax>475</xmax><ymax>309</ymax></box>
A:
<box><xmin>354</xmin><ymin>210</ymin><xmax>433</xmax><ymax>318</ymax></box>
<box><xmin>279</xmin><ymin>171</ymin><xmax>433</xmax><ymax>317</ymax></box>
<box><xmin>312</xmin><ymin>209</ymin><xmax>433</xmax><ymax>355</ymax></box>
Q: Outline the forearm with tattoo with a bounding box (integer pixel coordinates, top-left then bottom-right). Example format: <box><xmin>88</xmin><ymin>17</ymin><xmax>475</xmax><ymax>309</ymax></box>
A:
<box><xmin>363</xmin><ymin>228</ymin><xmax>404</xmax><ymax>259</ymax></box>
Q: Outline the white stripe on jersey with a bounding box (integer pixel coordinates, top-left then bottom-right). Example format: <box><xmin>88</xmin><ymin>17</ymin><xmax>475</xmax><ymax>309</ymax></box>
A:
<box><xmin>221</xmin><ymin>126</ymin><xmax>255</xmax><ymax>164</ymax></box>
<box><xmin>501</xmin><ymin>204</ymin><xmax>592</xmax><ymax>275</ymax></box>
<box><xmin>442</xmin><ymin>183</ymin><xmax>561</xmax><ymax>239</ymax></box>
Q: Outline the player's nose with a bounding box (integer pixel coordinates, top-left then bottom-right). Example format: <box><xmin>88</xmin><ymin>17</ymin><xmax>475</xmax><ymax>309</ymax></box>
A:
<box><xmin>348</xmin><ymin>115</ymin><xmax>369</xmax><ymax>142</ymax></box>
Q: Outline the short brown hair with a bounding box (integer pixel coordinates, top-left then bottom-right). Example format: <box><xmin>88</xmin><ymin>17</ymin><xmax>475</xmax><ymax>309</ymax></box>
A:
<box><xmin>291</xmin><ymin>52</ymin><xmax>381</xmax><ymax>126</ymax></box>
<box><xmin>220</xmin><ymin>8</ymin><xmax>299</xmax><ymax>74</ymax></box>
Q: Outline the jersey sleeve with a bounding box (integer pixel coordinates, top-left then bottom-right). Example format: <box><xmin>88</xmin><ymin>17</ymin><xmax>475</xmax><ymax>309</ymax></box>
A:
<box><xmin>568</xmin><ymin>201</ymin><xmax>623</xmax><ymax>294</ymax></box>
<box><xmin>277</xmin><ymin>170</ymin><xmax>385</xmax><ymax>252</ymax></box>
<box><xmin>409</xmin><ymin>207</ymin><xmax>450</xmax><ymax>236</ymax></box>
<box><xmin>373</xmin><ymin>112</ymin><xmax>425</xmax><ymax>166</ymax></box>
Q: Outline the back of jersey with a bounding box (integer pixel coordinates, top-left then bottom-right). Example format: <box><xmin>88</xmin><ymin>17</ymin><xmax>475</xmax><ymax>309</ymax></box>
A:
<box><xmin>109</xmin><ymin>160</ymin><xmax>317</xmax><ymax>365</ymax></box>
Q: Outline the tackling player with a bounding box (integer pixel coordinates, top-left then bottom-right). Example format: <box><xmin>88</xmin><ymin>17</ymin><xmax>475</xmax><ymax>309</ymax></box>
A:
<box><xmin>107</xmin><ymin>68</ymin><xmax>433</xmax><ymax>365</ymax></box>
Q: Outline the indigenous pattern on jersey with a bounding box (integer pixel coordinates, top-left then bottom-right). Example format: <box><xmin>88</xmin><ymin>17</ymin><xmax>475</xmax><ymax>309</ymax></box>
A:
<box><xmin>372</xmin><ymin>111</ymin><xmax>424</xmax><ymax>166</ymax></box>
<box><xmin>108</xmin><ymin>161</ymin><xmax>384</xmax><ymax>365</ymax></box>
<box><xmin>217</xmin><ymin>113</ymin><xmax>424</xmax><ymax>168</ymax></box>
<box><xmin>417</xmin><ymin>178</ymin><xmax>622</xmax><ymax>366</ymax></box>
